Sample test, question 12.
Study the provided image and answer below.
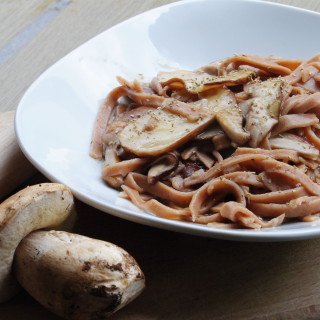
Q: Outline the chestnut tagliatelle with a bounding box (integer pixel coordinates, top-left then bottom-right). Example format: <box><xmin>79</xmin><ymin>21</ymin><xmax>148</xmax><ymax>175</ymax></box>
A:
<box><xmin>90</xmin><ymin>53</ymin><xmax>320</xmax><ymax>229</ymax></box>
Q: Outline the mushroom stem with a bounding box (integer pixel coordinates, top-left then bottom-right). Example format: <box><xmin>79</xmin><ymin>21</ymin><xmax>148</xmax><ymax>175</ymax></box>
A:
<box><xmin>13</xmin><ymin>230</ymin><xmax>145</xmax><ymax>320</ymax></box>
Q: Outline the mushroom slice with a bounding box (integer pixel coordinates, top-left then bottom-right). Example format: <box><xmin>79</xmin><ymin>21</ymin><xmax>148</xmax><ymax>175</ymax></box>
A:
<box><xmin>269</xmin><ymin>134</ymin><xmax>319</xmax><ymax>160</ymax></box>
<box><xmin>195</xmin><ymin>122</ymin><xmax>232</xmax><ymax>150</ymax></box>
<box><xmin>118</xmin><ymin>104</ymin><xmax>216</xmax><ymax>157</ymax></box>
<box><xmin>147</xmin><ymin>152</ymin><xmax>179</xmax><ymax>184</ymax></box>
<box><xmin>245</xmin><ymin>78</ymin><xmax>283</xmax><ymax>147</ymax></box>
<box><xmin>200</xmin><ymin>87</ymin><xmax>250</xmax><ymax>145</ymax></box>
<box><xmin>157</xmin><ymin>69</ymin><xmax>254</xmax><ymax>94</ymax></box>
<box><xmin>14</xmin><ymin>230</ymin><xmax>145</xmax><ymax>320</ymax></box>
<box><xmin>195</xmin><ymin>122</ymin><xmax>224</xmax><ymax>140</ymax></box>
<box><xmin>0</xmin><ymin>183</ymin><xmax>75</xmax><ymax>302</ymax></box>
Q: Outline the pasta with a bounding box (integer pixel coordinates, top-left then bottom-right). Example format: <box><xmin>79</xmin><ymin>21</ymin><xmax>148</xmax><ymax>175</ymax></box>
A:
<box><xmin>90</xmin><ymin>53</ymin><xmax>320</xmax><ymax>229</ymax></box>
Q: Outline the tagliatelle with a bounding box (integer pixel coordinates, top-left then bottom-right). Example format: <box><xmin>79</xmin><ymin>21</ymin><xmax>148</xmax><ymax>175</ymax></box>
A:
<box><xmin>90</xmin><ymin>53</ymin><xmax>320</xmax><ymax>229</ymax></box>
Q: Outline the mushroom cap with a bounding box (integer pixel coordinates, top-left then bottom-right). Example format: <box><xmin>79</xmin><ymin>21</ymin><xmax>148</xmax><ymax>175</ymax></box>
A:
<box><xmin>0</xmin><ymin>183</ymin><xmax>75</xmax><ymax>302</ymax></box>
<box><xmin>14</xmin><ymin>230</ymin><xmax>145</xmax><ymax>320</ymax></box>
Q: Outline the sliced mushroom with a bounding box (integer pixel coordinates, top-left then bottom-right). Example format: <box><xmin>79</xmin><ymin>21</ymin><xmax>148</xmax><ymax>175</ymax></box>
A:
<box><xmin>194</xmin><ymin>122</ymin><xmax>232</xmax><ymax>151</ymax></box>
<box><xmin>117</xmin><ymin>105</ymin><xmax>216</xmax><ymax>157</ymax></box>
<box><xmin>180</xmin><ymin>146</ymin><xmax>214</xmax><ymax>169</ymax></box>
<box><xmin>245</xmin><ymin>78</ymin><xmax>283</xmax><ymax>147</ymax></box>
<box><xmin>200</xmin><ymin>87</ymin><xmax>250</xmax><ymax>145</ymax></box>
<box><xmin>157</xmin><ymin>69</ymin><xmax>254</xmax><ymax>94</ymax></box>
<box><xmin>181</xmin><ymin>161</ymin><xmax>205</xmax><ymax>179</ymax></box>
<box><xmin>269</xmin><ymin>134</ymin><xmax>319</xmax><ymax>160</ymax></box>
<box><xmin>212</xmin><ymin>133</ymin><xmax>232</xmax><ymax>151</ymax></box>
<box><xmin>195</xmin><ymin>122</ymin><xmax>224</xmax><ymax>140</ymax></box>
<box><xmin>182</xmin><ymin>146</ymin><xmax>201</xmax><ymax>161</ymax></box>
<box><xmin>114</xmin><ymin>83</ymin><xmax>250</xmax><ymax>156</ymax></box>
<box><xmin>238</xmin><ymin>98</ymin><xmax>253</xmax><ymax>117</ymax></box>
<box><xmin>147</xmin><ymin>152</ymin><xmax>179</xmax><ymax>184</ymax></box>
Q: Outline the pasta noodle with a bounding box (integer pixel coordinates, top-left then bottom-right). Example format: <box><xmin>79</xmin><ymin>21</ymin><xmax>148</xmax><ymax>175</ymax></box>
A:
<box><xmin>90</xmin><ymin>53</ymin><xmax>320</xmax><ymax>229</ymax></box>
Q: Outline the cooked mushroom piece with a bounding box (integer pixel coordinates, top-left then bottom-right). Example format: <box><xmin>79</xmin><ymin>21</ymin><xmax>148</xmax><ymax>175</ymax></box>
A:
<box><xmin>245</xmin><ymin>78</ymin><xmax>283</xmax><ymax>147</ymax></box>
<box><xmin>147</xmin><ymin>152</ymin><xmax>179</xmax><ymax>184</ymax></box>
<box><xmin>117</xmin><ymin>105</ymin><xmax>216</xmax><ymax>157</ymax></box>
<box><xmin>116</xmin><ymin>85</ymin><xmax>252</xmax><ymax>156</ymax></box>
<box><xmin>195</xmin><ymin>123</ymin><xmax>224</xmax><ymax>140</ymax></box>
<box><xmin>0</xmin><ymin>183</ymin><xmax>145</xmax><ymax>320</ymax></box>
<box><xmin>269</xmin><ymin>133</ymin><xmax>319</xmax><ymax>160</ymax></box>
<box><xmin>200</xmin><ymin>87</ymin><xmax>250</xmax><ymax>145</ymax></box>
<box><xmin>157</xmin><ymin>69</ymin><xmax>255</xmax><ymax>94</ymax></box>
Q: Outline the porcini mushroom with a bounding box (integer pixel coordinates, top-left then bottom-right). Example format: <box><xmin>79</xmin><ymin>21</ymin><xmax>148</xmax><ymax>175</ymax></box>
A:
<box><xmin>0</xmin><ymin>183</ymin><xmax>75</xmax><ymax>302</ymax></box>
<box><xmin>147</xmin><ymin>152</ymin><xmax>179</xmax><ymax>184</ymax></box>
<box><xmin>245</xmin><ymin>78</ymin><xmax>283</xmax><ymax>147</ymax></box>
<box><xmin>117</xmin><ymin>105</ymin><xmax>216</xmax><ymax>157</ymax></box>
<box><xmin>269</xmin><ymin>133</ymin><xmax>319</xmax><ymax>160</ymax></box>
<box><xmin>14</xmin><ymin>230</ymin><xmax>145</xmax><ymax>320</ymax></box>
<box><xmin>0</xmin><ymin>183</ymin><xmax>145</xmax><ymax>320</ymax></box>
<box><xmin>200</xmin><ymin>87</ymin><xmax>250</xmax><ymax>145</ymax></box>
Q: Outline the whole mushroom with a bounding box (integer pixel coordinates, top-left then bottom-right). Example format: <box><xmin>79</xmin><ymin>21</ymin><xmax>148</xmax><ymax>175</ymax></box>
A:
<box><xmin>0</xmin><ymin>183</ymin><xmax>145</xmax><ymax>319</ymax></box>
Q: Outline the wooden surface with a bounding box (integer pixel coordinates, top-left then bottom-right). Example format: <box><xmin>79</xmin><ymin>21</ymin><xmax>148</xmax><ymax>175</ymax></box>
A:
<box><xmin>1</xmin><ymin>0</ymin><xmax>320</xmax><ymax>319</ymax></box>
<box><xmin>0</xmin><ymin>111</ymin><xmax>36</xmax><ymax>200</ymax></box>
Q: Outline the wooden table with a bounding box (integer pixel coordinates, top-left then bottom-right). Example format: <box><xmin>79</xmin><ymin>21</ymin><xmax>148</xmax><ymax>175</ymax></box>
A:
<box><xmin>1</xmin><ymin>1</ymin><xmax>320</xmax><ymax>319</ymax></box>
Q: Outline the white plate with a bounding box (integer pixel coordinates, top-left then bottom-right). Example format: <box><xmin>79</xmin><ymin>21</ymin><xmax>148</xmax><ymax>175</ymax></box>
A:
<box><xmin>15</xmin><ymin>0</ymin><xmax>320</xmax><ymax>241</ymax></box>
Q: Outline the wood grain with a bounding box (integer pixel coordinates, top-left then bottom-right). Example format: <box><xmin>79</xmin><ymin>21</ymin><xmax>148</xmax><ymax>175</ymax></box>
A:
<box><xmin>0</xmin><ymin>0</ymin><xmax>179</xmax><ymax>112</ymax></box>
<box><xmin>0</xmin><ymin>0</ymin><xmax>56</xmax><ymax>48</ymax></box>
<box><xmin>1</xmin><ymin>0</ymin><xmax>320</xmax><ymax>319</ymax></box>
<box><xmin>266</xmin><ymin>0</ymin><xmax>320</xmax><ymax>10</ymax></box>
<box><xmin>0</xmin><ymin>111</ymin><xmax>36</xmax><ymax>200</ymax></box>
